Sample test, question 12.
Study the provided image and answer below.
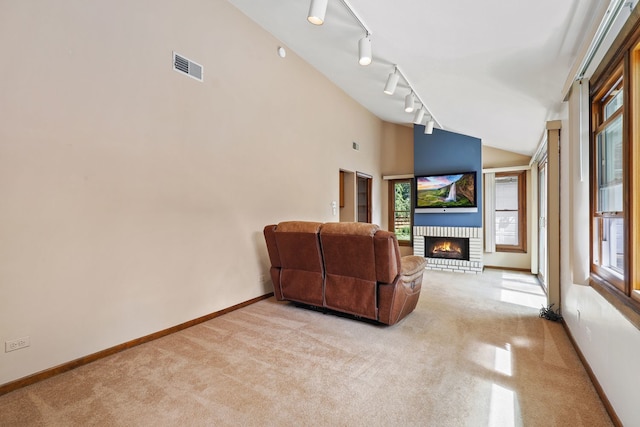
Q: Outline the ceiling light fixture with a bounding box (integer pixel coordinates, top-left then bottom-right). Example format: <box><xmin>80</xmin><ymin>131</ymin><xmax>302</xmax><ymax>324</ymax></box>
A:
<box><xmin>335</xmin><ymin>0</ymin><xmax>373</xmax><ymax>66</ymax></box>
<box><xmin>404</xmin><ymin>91</ymin><xmax>415</xmax><ymax>113</ymax></box>
<box><xmin>306</xmin><ymin>1</ymin><xmax>439</xmax><ymax>130</ymax></box>
<box><xmin>358</xmin><ymin>33</ymin><xmax>372</xmax><ymax>66</ymax></box>
<box><xmin>424</xmin><ymin>119</ymin><xmax>435</xmax><ymax>134</ymax></box>
<box><xmin>413</xmin><ymin>107</ymin><xmax>425</xmax><ymax>125</ymax></box>
<box><xmin>387</xmin><ymin>65</ymin><xmax>442</xmax><ymax>130</ymax></box>
<box><xmin>383</xmin><ymin>68</ymin><xmax>399</xmax><ymax>95</ymax></box>
<box><xmin>307</xmin><ymin>0</ymin><xmax>328</xmax><ymax>25</ymax></box>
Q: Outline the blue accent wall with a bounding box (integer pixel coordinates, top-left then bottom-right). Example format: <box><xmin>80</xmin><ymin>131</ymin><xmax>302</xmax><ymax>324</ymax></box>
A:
<box><xmin>414</xmin><ymin>126</ymin><xmax>482</xmax><ymax>227</ymax></box>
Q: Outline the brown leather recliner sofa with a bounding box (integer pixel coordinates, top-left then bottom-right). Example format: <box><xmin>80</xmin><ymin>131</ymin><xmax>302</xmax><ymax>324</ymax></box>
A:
<box><xmin>263</xmin><ymin>221</ymin><xmax>427</xmax><ymax>325</ymax></box>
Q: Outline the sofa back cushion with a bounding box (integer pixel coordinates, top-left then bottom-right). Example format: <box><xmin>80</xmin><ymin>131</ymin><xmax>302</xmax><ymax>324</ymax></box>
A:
<box><xmin>320</xmin><ymin>222</ymin><xmax>380</xmax><ymax>319</ymax></box>
<box><xmin>273</xmin><ymin>221</ymin><xmax>324</xmax><ymax>306</ymax></box>
<box><xmin>373</xmin><ymin>230</ymin><xmax>401</xmax><ymax>284</ymax></box>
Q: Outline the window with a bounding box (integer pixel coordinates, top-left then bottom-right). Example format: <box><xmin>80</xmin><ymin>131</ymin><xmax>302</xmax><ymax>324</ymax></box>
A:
<box><xmin>388</xmin><ymin>179</ymin><xmax>413</xmax><ymax>246</ymax></box>
<box><xmin>589</xmin><ymin>30</ymin><xmax>640</xmax><ymax>320</ymax></box>
<box><xmin>495</xmin><ymin>171</ymin><xmax>526</xmax><ymax>253</ymax></box>
<box><xmin>591</xmin><ymin>67</ymin><xmax>625</xmax><ymax>291</ymax></box>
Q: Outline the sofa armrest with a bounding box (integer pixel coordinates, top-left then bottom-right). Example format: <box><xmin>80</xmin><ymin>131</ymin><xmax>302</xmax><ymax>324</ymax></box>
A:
<box><xmin>378</xmin><ymin>255</ymin><xmax>425</xmax><ymax>325</ymax></box>
<box><xmin>400</xmin><ymin>255</ymin><xmax>427</xmax><ymax>283</ymax></box>
<box><xmin>263</xmin><ymin>225</ymin><xmax>281</xmax><ymax>267</ymax></box>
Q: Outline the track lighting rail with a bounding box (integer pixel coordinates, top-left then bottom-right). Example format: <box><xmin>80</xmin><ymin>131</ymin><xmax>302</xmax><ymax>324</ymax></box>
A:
<box><xmin>308</xmin><ymin>0</ymin><xmax>440</xmax><ymax>131</ymax></box>
<box><xmin>393</xmin><ymin>65</ymin><xmax>442</xmax><ymax>129</ymax></box>
<box><xmin>337</xmin><ymin>0</ymin><xmax>371</xmax><ymax>35</ymax></box>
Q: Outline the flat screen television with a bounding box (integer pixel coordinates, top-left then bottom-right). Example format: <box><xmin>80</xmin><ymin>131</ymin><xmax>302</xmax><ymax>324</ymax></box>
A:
<box><xmin>415</xmin><ymin>171</ymin><xmax>478</xmax><ymax>213</ymax></box>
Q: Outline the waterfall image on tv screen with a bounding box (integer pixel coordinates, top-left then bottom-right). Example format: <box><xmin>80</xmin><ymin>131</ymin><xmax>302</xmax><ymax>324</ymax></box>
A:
<box><xmin>416</xmin><ymin>172</ymin><xmax>476</xmax><ymax>208</ymax></box>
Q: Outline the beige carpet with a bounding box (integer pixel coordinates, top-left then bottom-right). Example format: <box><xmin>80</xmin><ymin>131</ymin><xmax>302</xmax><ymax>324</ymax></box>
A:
<box><xmin>0</xmin><ymin>269</ymin><xmax>612</xmax><ymax>426</ymax></box>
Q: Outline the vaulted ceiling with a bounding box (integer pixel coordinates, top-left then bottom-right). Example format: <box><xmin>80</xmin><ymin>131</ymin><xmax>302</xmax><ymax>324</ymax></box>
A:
<box><xmin>227</xmin><ymin>0</ymin><xmax>605</xmax><ymax>155</ymax></box>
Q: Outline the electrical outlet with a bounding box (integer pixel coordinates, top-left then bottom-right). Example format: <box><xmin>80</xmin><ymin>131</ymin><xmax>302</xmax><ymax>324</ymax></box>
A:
<box><xmin>5</xmin><ymin>336</ymin><xmax>30</xmax><ymax>352</ymax></box>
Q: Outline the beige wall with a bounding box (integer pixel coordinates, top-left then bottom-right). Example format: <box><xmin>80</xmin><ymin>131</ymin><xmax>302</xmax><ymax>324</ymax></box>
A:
<box><xmin>482</xmin><ymin>145</ymin><xmax>531</xmax><ymax>169</ymax></box>
<box><xmin>380</xmin><ymin>124</ymin><xmax>414</xmax><ymax>176</ymax></box>
<box><xmin>0</xmin><ymin>0</ymin><xmax>396</xmax><ymax>385</ymax></box>
<box><xmin>380</xmin><ymin>124</ymin><xmax>414</xmax><ymax>219</ymax></box>
<box><xmin>380</xmin><ymin>124</ymin><xmax>414</xmax><ymax>255</ymax></box>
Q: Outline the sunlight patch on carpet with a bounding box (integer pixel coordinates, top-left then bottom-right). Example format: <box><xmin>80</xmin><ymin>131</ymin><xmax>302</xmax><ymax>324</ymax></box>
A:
<box><xmin>489</xmin><ymin>383</ymin><xmax>519</xmax><ymax>427</ymax></box>
<box><xmin>494</xmin><ymin>343</ymin><xmax>513</xmax><ymax>376</ymax></box>
<box><xmin>500</xmin><ymin>288</ymin><xmax>545</xmax><ymax>309</ymax></box>
<box><xmin>474</xmin><ymin>342</ymin><xmax>513</xmax><ymax>377</ymax></box>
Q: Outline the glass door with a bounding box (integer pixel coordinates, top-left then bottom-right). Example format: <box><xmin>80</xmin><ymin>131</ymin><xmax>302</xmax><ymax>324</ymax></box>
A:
<box><xmin>538</xmin><ymin>160</ymin><xmax>548</xmax><ymax>292</ymax></box>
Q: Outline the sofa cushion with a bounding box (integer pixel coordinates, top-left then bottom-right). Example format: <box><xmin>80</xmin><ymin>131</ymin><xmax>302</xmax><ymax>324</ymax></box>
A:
<box><xmin>320</xmin><ymin>222</ymin><xmax>379</xmax><ymax>319</ymax></box>
<box><xmin>320</xmin><ymin>222</ymin><xmax>379</xmax><ymax>236</ymax></box>
<box><xmin>273</xmin><ymin>221</ymin><xmax>324</xmax><ymax>306</ymax></box>
<box><xmin>324</xmin><ymin>275</ymin><xmax>377</xmax><ymax>320</ymax></box>
<box><xmin>277</xmin><ymin>221</ymin><xmax>323</xmax><ymax>233</ymax></box>
<box><xmin>320</xmin><ymin>231</ymin><xmax>377</xmax><ymax>282</ymax></box>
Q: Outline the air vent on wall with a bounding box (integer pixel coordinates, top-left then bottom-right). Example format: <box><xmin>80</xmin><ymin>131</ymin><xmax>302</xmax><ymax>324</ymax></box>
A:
<box><xmin>173</xmin><ymin>52</ymin><xmax>203</xmax><ymax>82</ymax></box>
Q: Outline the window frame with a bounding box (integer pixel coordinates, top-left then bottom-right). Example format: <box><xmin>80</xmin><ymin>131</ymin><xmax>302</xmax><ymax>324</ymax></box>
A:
<box><xmin>591</xmin><ymin>66</ymin><xmax>625</xmax><ymax>291</ymax></box>
<box><xmin>588</xmin><ymin>23</ymin><xmax>640</xmax><ymax>327</ymax></box>
<box><xmin>388</xmin><ymin>178</ymin><xmax>413</xmax><ymax>246</ymax></box>
<box><xmin>495</xmin><ymin>170</ymin><xmax>527</xmax><ymax>253</ymax></box>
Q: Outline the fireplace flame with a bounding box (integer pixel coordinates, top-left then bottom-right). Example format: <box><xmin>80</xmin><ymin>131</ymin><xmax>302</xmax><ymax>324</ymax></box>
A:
<box><xmin>433</xmin><ymin>241</ymin><xmax>462</xmax><ymax>254</ymax></box>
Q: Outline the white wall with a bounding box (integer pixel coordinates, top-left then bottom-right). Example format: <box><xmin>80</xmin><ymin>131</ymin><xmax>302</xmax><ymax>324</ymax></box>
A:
<box><xmin>0</xmin><ymin>0</ymin><xmax>391</xmax><ymax>385</ymax></box>
<box><xmin>561</xmin><ymin>80</ymin><xmax>640</xmax><ymax>427</ymax></box>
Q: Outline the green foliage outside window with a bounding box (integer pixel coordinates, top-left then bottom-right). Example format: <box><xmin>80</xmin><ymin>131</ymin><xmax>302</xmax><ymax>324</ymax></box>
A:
<box><xmin>394</xmin><ymin>182</ymin><xmax>411</xmax><ymax>242</ymax></box>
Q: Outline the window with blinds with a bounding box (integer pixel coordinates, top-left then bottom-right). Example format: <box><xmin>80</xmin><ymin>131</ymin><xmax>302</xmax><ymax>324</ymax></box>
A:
<box><xmin>495</xmin><ymin>171</ymin><xmax>526</xmax><ymax>253</ymax></box>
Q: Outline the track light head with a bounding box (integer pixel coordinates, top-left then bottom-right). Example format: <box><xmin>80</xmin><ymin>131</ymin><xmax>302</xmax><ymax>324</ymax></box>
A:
<box><xmin>413</xmin><ymin>107</ymin><xmax>425</xmax><ymax>125</ymax></box>
<box><xmin>383</xmin><ymin>69</ymin><xmax>399</xmax><ymax>95</ymax></box>
<box><xmin>424</xmin><ymin>119</ymin><xmax>435</xmax><ymax>134</ymax></box>
<box><xmin>358</xmin><ymin>34</ymin><xmax>372</xmax><ymax>66</ymax></box>
<box><xmin>307</xmin><ymin>0</ymin><xmax>328</xmax><ymax>25</ymax></box>
<box><xmin>404</xmin><ymin>91</ymin><xmax>415</xmax><ymax>113</ymax></box>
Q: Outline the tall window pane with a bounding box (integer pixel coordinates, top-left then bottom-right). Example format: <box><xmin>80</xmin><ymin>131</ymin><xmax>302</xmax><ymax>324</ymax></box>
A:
<box><xmin>604</xmin><ymin>89</ymin><xmax>623</xmax><ymax>119</ymax></box>
<box><xmin>394</xmin><ymin>181</ymin><xmax>411</xmax><ymax>242</ymax></box>
<box><xmin>389</xmin><ymin>179</ymin><xmax>412</xmax><ymax>245</ymax></box>
<box><xmin>591</xmin><ymin>66</ymin><xmax>625</xmax><ymax>290</ymax></box>
<box><xmin>495</xmin><ymin>175</ymin><xmax>519</xmax><ymax>246</ymax></box>
<box><xmin>593</xmin><ymin>217</ymin><xmax>624</xmax><ymax>277</ymax></box>
<box><xmin>596</xmin><ymin>115</ymin><xmax>623</xmax><ymax>213</ymax></box>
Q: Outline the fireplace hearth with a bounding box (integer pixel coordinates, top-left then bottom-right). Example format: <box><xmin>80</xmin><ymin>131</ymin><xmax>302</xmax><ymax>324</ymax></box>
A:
<box><xmin>425</xmin><ymin>237</ymin><xmax>470</xmax><ymax>261</ymax></box>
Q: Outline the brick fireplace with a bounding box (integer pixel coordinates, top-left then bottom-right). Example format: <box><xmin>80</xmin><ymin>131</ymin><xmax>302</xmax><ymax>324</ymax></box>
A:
<box><xmin>414</xmin><ymin>226</ymin><xmax>483</xmax><ymax>273</ymax></box>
